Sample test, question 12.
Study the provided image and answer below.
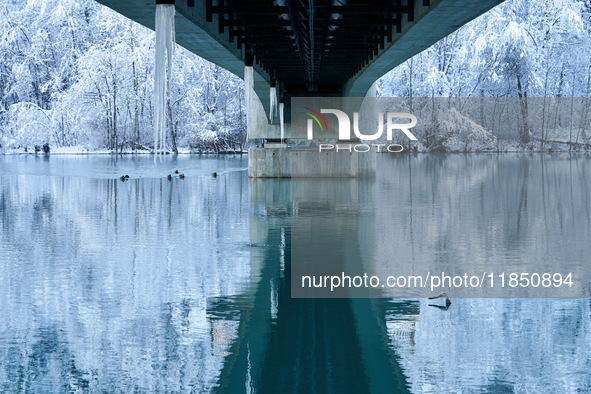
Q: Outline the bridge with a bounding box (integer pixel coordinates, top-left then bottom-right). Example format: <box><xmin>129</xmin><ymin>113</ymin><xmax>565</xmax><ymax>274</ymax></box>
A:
<box><xmin>95</xmin><ymin>0</ymin><xmax>504</xmax><ymax>176</ymax></box>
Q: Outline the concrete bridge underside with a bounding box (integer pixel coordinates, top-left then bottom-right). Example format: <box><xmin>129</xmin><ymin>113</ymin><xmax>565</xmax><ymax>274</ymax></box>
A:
<box><xmin>95</xmin><ymin>0</ymin><xmax>504</xmax><ymax>176</ymax></box>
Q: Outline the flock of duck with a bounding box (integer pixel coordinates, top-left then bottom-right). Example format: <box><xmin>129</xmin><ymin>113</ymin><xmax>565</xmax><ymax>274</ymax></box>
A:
<box><xmin>167</xmin><ymin>170</ymin><xmax>185</xmax><ymax>180</ymax></box>
<box><xmin>119</xmin><ymin>170</ymin><xmax>218</xmax><ymax>181</ymax></box>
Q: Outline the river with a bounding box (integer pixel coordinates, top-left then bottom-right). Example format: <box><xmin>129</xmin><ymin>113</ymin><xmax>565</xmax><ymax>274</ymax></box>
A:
<box><xmin>0</xmin><ymin>154</ymin><xmax>589</xmax><ymax>392</ymax></box>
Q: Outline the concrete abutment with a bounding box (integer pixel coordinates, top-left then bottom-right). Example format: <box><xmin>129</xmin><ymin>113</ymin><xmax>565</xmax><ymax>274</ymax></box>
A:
<box><xmin>248</xmin><ymin>147</ymin><xmax>376</xmax><ymax>178</ymax></box>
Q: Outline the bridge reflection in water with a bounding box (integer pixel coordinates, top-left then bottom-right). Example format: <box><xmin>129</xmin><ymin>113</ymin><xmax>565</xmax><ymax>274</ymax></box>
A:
<box><xmin>207</xmin><ymin>178</ymin><xmax>413</xmax><ymax>393</ymax></box>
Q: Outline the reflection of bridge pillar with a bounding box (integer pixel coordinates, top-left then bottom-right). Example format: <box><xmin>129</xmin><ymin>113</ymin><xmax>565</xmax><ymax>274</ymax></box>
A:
<box><xmin>213</xmin><ymin>179</ymin><xmax>290</xmax><ymax>392</ymax></box>
<box><xmin>219</xmin><ymin>178</ymin><xmax>379</xmax><ymax>391</ymax></box>
<box><xmin>213</xmin><ymin>178</ymin><xmax>410</xmax><ymax>392</ymax></box>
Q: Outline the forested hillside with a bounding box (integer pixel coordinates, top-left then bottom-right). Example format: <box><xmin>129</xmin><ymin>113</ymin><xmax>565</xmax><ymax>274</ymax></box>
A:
<box><xmin>378</xmin><ymin>0</ymin><xmax>591</xmax><ymax>151</ymax></box>
<box><xmin>0</xmin><ymin>0</ymin><xmax>246</xmax><ymax>153</ymax></box>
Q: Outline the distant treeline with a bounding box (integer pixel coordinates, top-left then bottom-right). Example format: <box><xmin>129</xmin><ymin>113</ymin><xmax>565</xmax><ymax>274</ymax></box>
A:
<box><xmin>378</xmin><ymin>0</ymin><xmax>591</xmax><ymax>151</ymax></box>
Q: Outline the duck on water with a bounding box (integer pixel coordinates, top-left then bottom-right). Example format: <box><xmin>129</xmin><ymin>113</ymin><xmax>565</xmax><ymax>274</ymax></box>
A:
<box><xmin>428</xmin><ymin>293</ymin><xmax>451</xmax><ymax>309</ymax></box>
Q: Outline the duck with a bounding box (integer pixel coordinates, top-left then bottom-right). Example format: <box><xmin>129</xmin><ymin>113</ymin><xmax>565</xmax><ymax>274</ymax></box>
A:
<box><xmin>120</xmin><ymin>175</ymin><xmax>126</xmax><ymax>181</ymax></box>
<box><xmin>428</xmin><ymin>293</ymin><xmax>451</xmax><ymax>308</ymax></box>
<box><xmin>179</xmin><ymin>174</ymin><xmax>185</xmax><ymax>179</ymax></box>
<box><xmin>125</xmin><ymin>175</ymin><xmax>129</xmax><ymax>178</ymax></box>
<box><xmin>212</xmin><ymin>172</ymin><xmax>218</xmax><ymax>178</ymax></box>
<box><xmin>174</xmin><ymin>170</ymin><xmax>179</xmax><ymax>174</ymax></box>
<box><xmin>167</xmin><ymin>174</ymin><xmax>172</xmax><ymax>180</ymax></box>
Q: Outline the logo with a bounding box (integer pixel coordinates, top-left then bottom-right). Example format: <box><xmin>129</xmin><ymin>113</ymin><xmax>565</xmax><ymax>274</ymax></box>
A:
<box><xmin>305</xmin><ymin>109</ymin><xmax>418</xmax><ymax>153</ymax></box>
<box><xmin>304</xmin><ymin>107</ymin><xmax>329</xmax><ymax>135</ymax></box>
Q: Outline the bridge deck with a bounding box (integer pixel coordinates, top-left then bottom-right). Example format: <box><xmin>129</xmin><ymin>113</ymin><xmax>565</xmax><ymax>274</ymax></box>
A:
<box><xmin>95</xmin><ymin>0</ymin><xmax>504</xmax><ymax>102</ymax></box>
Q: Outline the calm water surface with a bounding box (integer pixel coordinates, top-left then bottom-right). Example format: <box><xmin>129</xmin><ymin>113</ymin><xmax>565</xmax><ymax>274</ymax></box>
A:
<box><xmin>0</xmin><ymin>154</ymin><xmax>589</xmax><ymax>393</ymax></box>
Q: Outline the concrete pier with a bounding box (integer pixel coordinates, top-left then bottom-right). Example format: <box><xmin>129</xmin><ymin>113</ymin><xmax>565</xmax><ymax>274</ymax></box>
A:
<box><xmin>248</xmin><ymin>148</ymin><xmax>376</xmax><ymax>178</ymax></box>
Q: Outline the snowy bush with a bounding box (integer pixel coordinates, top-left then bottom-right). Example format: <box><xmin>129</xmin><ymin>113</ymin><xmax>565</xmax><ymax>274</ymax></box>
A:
<box><xmin>4</xmin><ymin>102</ymin><xmax>52</xmax><ymax>150</ymax></box>
<box><xmin>434</xmin><ymin>108</ymin><xmax>497</xmax><ymax>152</ymax></box>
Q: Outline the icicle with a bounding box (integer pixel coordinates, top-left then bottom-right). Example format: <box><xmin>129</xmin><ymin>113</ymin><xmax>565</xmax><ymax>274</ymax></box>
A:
<box><xmin>244</xmin><ymin>66</ymin><xmax>254</xmax><ymax>139</ymax></box>
<box><xmin>154</xmin><ymin>4</ymin><xmax>175</xmax><ymax>154</ymax></box>
<box><xmin>279</xmin><ymin>101</ymin><xmax>285</xmax><ymax>145</ymax></box>
<box><xmin>269</xmin><ymin>86</ymin><xmax>277</xmax><ymax>122</ymax></box>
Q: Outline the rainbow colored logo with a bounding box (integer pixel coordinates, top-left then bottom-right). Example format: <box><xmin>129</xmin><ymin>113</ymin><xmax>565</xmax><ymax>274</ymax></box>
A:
<box><xmin>304</xmin><ymin>107</ymin><xmax>328</xmax><ymax>132</ymax></box>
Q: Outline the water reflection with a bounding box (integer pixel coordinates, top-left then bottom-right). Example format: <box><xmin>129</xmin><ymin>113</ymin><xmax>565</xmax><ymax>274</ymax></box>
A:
<box><xmin>387</xmin><ymin>298</ymin><xmax>591</xmax><ymax>393</ymax></box>
<box><xmin>0</xmin><ymin>159</ymin><xmax>251</xmax><ymax>392</ymax></box>
<box><xmin>372</xmin><ymin>154</ymin><xmax>591</xmax><ymax>297</ymax></box>
<box><xmin>0</xmin><ymin>154</ymin><xmax>590</xmax><ymax>392</ymax></box>
<box><xmin>293</xmin><ymin>154</ymin><xmax>591</xmax><ymax>297</ymax></box>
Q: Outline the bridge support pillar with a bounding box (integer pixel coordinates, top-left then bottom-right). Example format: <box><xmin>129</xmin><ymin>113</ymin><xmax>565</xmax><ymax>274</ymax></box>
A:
<box><xmin>246</xmin><ymin>85</ymin><xmax>376</xmax><ymax>178</ymax></box>
<box><xmin>248</xmin><ymin>147</ymin><xmax>376</xmax><ymax>178</ymax></box>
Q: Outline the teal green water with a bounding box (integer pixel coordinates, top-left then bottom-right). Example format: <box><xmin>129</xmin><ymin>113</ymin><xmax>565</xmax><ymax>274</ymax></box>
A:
<box><xmin>0</xmin><ymin>154</ymin><xmax>589</xmax><ymax>393</ymax></box>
